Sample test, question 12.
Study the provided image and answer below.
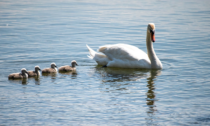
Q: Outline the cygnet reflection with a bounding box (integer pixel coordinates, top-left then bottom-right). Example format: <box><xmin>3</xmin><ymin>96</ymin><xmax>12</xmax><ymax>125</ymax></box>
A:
<box><xmin>59</xmin><ymin>70</ymin><xmax>77</xmax><ymax>79</ymax></box>
<box><xmin>8</xmin><ymin>78</ymin><xmax>28</xmax><ymax>85</ymax></box>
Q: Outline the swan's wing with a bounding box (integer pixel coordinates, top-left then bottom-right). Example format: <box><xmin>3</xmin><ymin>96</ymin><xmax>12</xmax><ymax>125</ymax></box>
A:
<box><xmin>98</xmin><ymin>44</ymin><xmax>149</xmax><ymax>61</ymax></box>
<box><xmin>86</xmin><ymin>44</ymin><xmax>109</xmax><ymax>66</ymax></box>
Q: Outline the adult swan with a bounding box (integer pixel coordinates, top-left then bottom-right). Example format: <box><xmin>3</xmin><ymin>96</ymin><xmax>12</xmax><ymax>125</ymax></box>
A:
<box><xmin>86</xmin><ymin>23</ymin><xmax>162</xmax><ymax>69</ymax></box>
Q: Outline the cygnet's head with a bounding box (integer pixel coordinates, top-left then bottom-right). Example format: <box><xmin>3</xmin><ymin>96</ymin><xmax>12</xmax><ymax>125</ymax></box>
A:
<box><xmin>21</xmin><ymin>68</ymin><xmax>28</xmax><ymax>74</ymax></box>
<box><xmin>71</xmin><ymin>60</ymin><xmax>78</xmax><ymax>67</ymax></box>
<box><xmin>147</xmin><ymin>23</ymin><xmax>156</xmax><ymax>42</ymax></box>
<box><xmin>51</xmin><ymin>63</ymin><xmax>57</xmax><ymax>68</ymax></box>
<box><xmin>35</xmin><ymin>66</ymin><xmax>41</xmax><ymax>71</ymax></box>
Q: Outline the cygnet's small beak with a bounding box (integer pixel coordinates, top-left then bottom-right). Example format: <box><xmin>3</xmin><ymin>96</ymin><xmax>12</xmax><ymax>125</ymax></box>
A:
<box><xmin>76</xmin><ymin>63</ymin><xmax>78</xmax><ymax>66</ymax></box>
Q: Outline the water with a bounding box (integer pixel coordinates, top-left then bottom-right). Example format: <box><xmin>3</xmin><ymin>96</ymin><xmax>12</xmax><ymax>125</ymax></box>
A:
<box><xmin>1</xmin><ymin>0</ymin><xmax>210</xmax><ymax>125</ymax></box>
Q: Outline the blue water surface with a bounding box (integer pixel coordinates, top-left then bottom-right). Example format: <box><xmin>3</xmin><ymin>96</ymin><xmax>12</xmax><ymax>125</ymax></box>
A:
<box><xmin>0</xmin><ymin>0</ymin><xmax>210</xmax><ymax>125</ymax></box>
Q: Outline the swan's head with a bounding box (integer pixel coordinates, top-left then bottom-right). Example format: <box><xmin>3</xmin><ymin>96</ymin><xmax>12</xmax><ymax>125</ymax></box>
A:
<box><xmin>35</xmin><ymin>66</ymin><xmax>41</xmax><ymax>71</ymax></box>
<box><xmin>147</xmin><ymin>23</ymin><xmax>156</xmax><ymax>42</ymax></box>
<box><xmin>71</xmin><ymin>60</ymin><xmax>78</xmax><ymax>67</ymax></box>
<box><xmin>21</xmin><ymin>68</ymin><xmax>28</xmax><ymax>75</ymax></box>
<box><xmin>51</xmin><ymin>63</ymin><xmax>57</xmax><ymax>68</ymax></box>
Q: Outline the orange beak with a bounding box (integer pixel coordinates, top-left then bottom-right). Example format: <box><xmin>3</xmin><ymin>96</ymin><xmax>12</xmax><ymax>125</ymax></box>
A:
<box><xmin>151</xmin><ymin>32</ymin><xmax>155</xmax><ymax>42</ymax></box>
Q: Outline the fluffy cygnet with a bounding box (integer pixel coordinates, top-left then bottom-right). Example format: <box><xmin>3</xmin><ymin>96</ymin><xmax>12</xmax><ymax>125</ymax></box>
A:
<box><xmin>42</xmin><ymin>63</ymin><xmax>57</xmax><ymax>73</ymax></box>
<box><xmin>28</xmin><ymin>66</ymin><xmax>41</xmax><ymax>77</ymax></box>
<box><xmin>8</xmin><ymin>68</ymin><xmax>28</xmax><ymax>79</ymax></box>
<box><xmin>59</xmin><ymin>60</ymin><xmax>78</xmax><ymax>72</ymax></box>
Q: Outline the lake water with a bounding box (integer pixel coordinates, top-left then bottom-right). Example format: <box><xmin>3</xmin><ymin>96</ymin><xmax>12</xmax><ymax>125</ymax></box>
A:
<box><xmin>1</xmin><ymin>0</ymin><xmax>210</xmax><ymax>125</ymax></box>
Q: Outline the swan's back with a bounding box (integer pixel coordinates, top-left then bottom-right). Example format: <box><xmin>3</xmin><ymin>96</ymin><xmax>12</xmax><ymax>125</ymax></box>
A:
<box><xmin>99</xmin><ymin>44</ymin><xmax>150</xmax><ymax>61</ymax></box>
<box><xmin>98</xmin><ymin>44</ymin><xmax>151</xmax><ymax>68</ymax></box>
<box><xmin>87</xmin><ymin>44</ymin><xmax>152</xmax><ymax>68</ymax></box>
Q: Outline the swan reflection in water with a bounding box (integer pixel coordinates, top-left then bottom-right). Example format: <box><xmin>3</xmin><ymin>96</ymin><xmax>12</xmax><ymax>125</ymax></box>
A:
<box><xmin>90</xmin><ymin>66</ymin><xmax>161</xmax><ymax>124</ymax></box>
<box><xmin>145</xmin><ymin>70</ymin><xmax>161</xmax><ymax>125</ymax></box>
<box><xmin>90</xmin><ymin>66</ymin><xmax>151</xmax><ymax>83</ymax></box>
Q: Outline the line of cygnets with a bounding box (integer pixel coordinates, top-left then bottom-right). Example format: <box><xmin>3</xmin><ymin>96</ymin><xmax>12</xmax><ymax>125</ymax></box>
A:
<box><xmin>8</xmin><ymin>60</ymin><xmax>78</xmax><ymax>79</ymax></box>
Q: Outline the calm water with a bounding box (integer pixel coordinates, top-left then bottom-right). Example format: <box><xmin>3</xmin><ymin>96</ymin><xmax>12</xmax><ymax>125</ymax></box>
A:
<box><xmin>1</xmin><ymin>0</ymin><xmax>210</xmax><ymax>125</ymax></box>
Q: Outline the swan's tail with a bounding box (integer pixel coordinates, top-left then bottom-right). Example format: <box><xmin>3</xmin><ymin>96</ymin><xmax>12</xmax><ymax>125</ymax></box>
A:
<box><xmin>86</xmin><ymin>44</ymin><xmax>109</xmax><ymax>66</ymax></box>
<box><xmin>86</xmin><ymin>44</ymin><xmax>96</xmax><ymax>59</ymax></box>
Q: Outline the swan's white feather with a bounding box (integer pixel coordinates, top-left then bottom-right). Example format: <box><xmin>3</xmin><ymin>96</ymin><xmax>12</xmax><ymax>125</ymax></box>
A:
<box><xmin>86</xmin><ymin>45</ymin><xmax>109</xmax><ymax>66</ymax></box>
<box><xmin>99</xmin><ymin>44</ymin><xmax>149</xmax><ymax>61</ymax></box>
<box><xmin>87</xmin><ymin>44</ymin><xmax>151</xmax><ymax>68</ymax></box>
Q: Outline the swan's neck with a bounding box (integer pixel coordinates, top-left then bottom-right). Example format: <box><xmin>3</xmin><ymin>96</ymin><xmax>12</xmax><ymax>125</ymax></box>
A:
<box><xmin>146</xmin><ymin>32</ymin><xmax>162</xmax><ymax>69</ymax></box>
<box><xmin>22</xmin><ymin>72</ymin><xmax>28</xmax><ymax>78</ymax></box>
<box><xmin>37</xmin><ymin>71</ymin><xmax>40</xmax><ymax>76</ymax></box>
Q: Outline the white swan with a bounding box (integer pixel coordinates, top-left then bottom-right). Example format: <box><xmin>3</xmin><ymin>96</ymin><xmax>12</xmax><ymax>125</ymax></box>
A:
<box><xmin>86</xmin><ymin>23</ymin><xmax>162</xmax><ymax>69</ymax></box>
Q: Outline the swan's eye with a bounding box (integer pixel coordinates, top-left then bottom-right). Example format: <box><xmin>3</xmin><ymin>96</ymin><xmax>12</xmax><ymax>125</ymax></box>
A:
<box><xmin>150</xmin><ymin>29</ymin><xmax>155</xmax><ymax>34</ymax></box>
